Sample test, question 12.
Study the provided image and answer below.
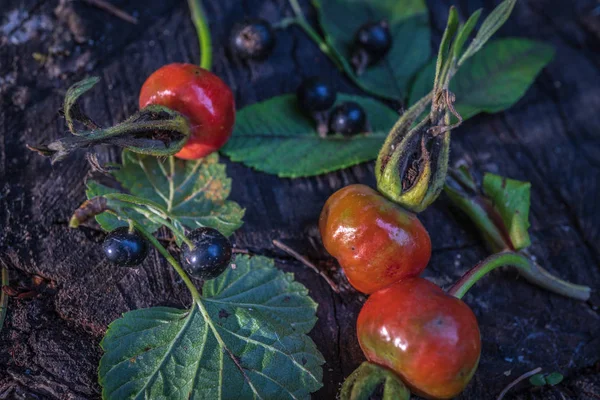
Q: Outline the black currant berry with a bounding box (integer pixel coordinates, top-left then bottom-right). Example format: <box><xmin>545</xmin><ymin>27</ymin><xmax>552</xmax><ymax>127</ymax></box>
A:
<box><xmin>328</xmin><ymin>102</ymin><xmax>367</xmax><ymax>136</ymax></box>
<box><xmin>297</xmin><ymin>77</ymin><xmax>337</xmax><ymax>113</ymax></box>
<box><xmin>351</xmin><ymin>20</ymin><xmax>392</xmax><ymax>74</ymax></box>
<box><xmin>102</xmin><ymin>227</ymin><xmax>148</xmax><ymax>267</ymax></box>
<box><xmin>229</xmin><ymin>19</ymin><xmax>275</xmax><ymax>60</ymax></box>
<box><xmin>296</xmin><ymin>77</ymin><xmax>337</xmax><ymax>137</ymax></box>
<box><xmin>181</xmin><ymin>227</ymin><xmax>232</xmax><ymax>280</ymax></box>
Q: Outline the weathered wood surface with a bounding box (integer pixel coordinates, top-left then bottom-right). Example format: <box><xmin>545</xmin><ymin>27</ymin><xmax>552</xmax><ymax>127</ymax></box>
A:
<box><xmin>0</xmin><ymin>0</ymin><xmax>599</xmax><ymax>398</ymax></box>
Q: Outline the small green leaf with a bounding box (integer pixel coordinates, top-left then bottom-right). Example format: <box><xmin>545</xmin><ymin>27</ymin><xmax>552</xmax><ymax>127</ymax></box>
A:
<box><xmin>86</xmin><ymin>152</ymin><xmax>244</xmax><ymax>237</ymax></box>
<box><xmin>312</xmin><ymin>0</ymin><xmax>430</xmax><ymax>100</ymax></box>
<box><xmin>529</xmin><ymin>373</ymin><xmax>547</xmax><ymax>387</ymax></box>
<box><xmin>63</xmin><ymin>76</ymin><xmax>100</xmax><ymax>134</ymax></box>
<box><xmin>221</xmin><ymin>94</ymin><xmax>398</xmax><ymax>177</ymax></box>
<box><xmin>459</xmin><ymin>0</ymin><xmax>517</xmax><ymax>65</ymax></box>
<box><xmin>409</xmin><ymin>38</ymin><xmax>555</xmax><ymax>120</ymax></box>
<box><xmin>433</xmin><ymin>6</ymin><xmax>459</xmax><ymax>93</ymax></box>
<box><xmin>483</xmin><ymin>173</ymin><xmax>531</xmax><ymax>250</ymax></box>
<box><xmin>546</xmin><ymin>372</ymin><xmax>564</xmax><ymax>386</ymax></box>
<box><xmin>99</xmin><ymin>255</ymin><xmax>324</xmax><ymax>400</ymax></box>
<box><xmin>452</xmin><ymin>9</ymin><xmax>482</xmax><ymax>62</ymax></box>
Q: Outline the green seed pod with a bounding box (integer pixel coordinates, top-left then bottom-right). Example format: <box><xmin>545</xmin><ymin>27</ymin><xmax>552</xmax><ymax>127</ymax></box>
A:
<box><xmin>376</xmin><ymin>90</ymin><xmax>458</xmax><ymax>213</ymax></box>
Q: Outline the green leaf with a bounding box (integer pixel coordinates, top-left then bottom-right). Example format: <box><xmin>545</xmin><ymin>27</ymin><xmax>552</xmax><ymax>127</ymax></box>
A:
<box><xmin>452</xmin><ymin>9</ymin><xmax>482</xmax><ymax>62</ymax></box>
<box><xmin>459</xmin><ymin>0</ymin><xmax>517</xmax><ymax>65</ymax></box>
<box><xmin>221</xmin><ymin>94</ymin><xmax>398</xmax><ymax>177</ymax></box>
<box><xmin>312</xmin><ymin>0</ymin><xmax>430</xmax><ymax>101</ymax></box>
<box><xmin>86</xmin><ymin>152</ymin><xmax>244</xmax><ymax>237</ymax></box>
<box><xmin>409</xmin><ymin>38</ymin><xmax>554</xmax><ymax>120</ymax></box>
<box><xmin>63</xmin><ymin>76</ymin><xmax>100</xmax><ymax>134</ymax></box>
<box><xmin>99</xmin><ymin>255</ymin><xmax>324</xmax><ymax>400</ymax></box>
<box><xmin>529</xmin><ymin>373</ymin><xmax>547</xmax><ymax>387</ymax></box>
<box><xmin>483</xmin><ymin>173</ymin><xmax>531</xmax><ymax>250</ymax></box>
<box><xmin>434</xmin><ymin>6</ymin><xmax>459</xmax><ymax>93</ymax></box>
<box><xmin>546</xmin><ymin>372</ymin><xmax>564</xmax><ymax>386</ymax></box>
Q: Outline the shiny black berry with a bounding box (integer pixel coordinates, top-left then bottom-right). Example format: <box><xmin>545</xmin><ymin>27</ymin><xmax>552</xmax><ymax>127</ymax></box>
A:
<box><xmin>229</xmin><ymin>19</ymin><xmax>275</xmax><ymax>60</ymax></box>
<box><xmin>328</xmin><ymin>102</ymin><xmax>367</xmax><ymax>136</ymax></box>
<box><xmin>351</xmin><ymin>21</ymin><xmax>392</xmax><ymax>74</ymax></box>
<box><xmin>181</xmin><ymin>227</ymin><xmax>232</xmax><ymax>280</ymax></box>
<box><xmin>297</xmin><ymin>77</ymin><xmax>337</xmax><ymax>113</ymax></box>
<box><xmin>102</xmin><ymin>227</ymin><xmax>148</xmax><ymax>267</ymax></box>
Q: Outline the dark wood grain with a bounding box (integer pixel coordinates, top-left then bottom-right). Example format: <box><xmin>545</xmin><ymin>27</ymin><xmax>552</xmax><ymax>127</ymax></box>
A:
<box><xmin>0</xmin><ymin>0</ymin><xmax>598</xmax><ymax>399</ymax></box>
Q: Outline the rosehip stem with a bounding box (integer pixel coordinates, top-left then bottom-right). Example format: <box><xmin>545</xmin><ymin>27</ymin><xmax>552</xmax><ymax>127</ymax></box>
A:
<box><xmin>29</xmin><ymin>105</ymin><xmax>191</xmax><ymax>163</ymax></box>
<box><xmin>448</xmin><ymin>251</ymin><xmax>591</xmax><ymax>301</ymax></box>
<box><xmin>0</xmin><ymin>267</ymin><xmax>8</xmax><ymax>334</ymax></box>
<box><xmin>187</xmin><ymin>0</ymin><xmax>212</xmax><ymax>70</ymax></box>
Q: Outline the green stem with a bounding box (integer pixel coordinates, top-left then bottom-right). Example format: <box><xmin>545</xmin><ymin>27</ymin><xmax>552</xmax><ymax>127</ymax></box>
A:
<box><xmin>289</xmin><ymin>0</ymin><xmax>304</xmax><ymax>18</ymax></box>
<box><xmin>188</xmin><ymin>0</ymin><xmax>212</xmax><ymax>70</ymax></box>
<box><xmin>0</xmin><ymin>267</ymin><xmax>8</xmax><ymax>335</ymax></box>
<box><xmin>102</xmin><ymin>194</ymin><xmax>195</xmax><ymax>248</ymax></box>
<box><xmin>293</xmin><ymin>19</ymin><xmax>344</xmax><ymax>71</ymax></box>
<box><xmin>444</xmin><ymin>168</ymin><xmax>513</xmax><ymax>252</ymax></box>
<box><xmin>104</xmin><ymin>193</ymin><xmax>168</xmax><ymax>217</ymax></box>
<box><xmin>110</xmin><ymin>211</ymin><xmax>201</xmax><ymax>301</ymax></box>
<box><xmin>448</xmin><ymin>251</ymin><xmax>591</xmax><ymax>301</ymax></box>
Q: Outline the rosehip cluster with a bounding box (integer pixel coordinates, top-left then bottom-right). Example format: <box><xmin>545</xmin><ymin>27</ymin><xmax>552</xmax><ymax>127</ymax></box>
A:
<box><xmin>320</xmin><ymin>184</ymin><xmax>480</xmax><ymax>399</ymax></box>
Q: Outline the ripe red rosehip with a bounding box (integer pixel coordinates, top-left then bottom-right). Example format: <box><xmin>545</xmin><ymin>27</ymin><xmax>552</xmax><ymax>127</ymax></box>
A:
<box><xmin>357</xmin><ymin>278</ymin><xmax>481</xmax><ymax>399</ymax></box>
<box><xmin>139</xmin><ymin>63</ymin><xmax>235</xmax><ymax>160</ymax></box>
<box><xmin>319</xmin><ymin>184</ymin><xmax>431</xmax><ymax>294</ymax></box>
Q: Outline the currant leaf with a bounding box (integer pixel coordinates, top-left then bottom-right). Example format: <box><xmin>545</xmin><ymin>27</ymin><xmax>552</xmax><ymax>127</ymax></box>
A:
<box><xmin>99</xmin><ymin>255</ymin><xmax>324</xmax><ymax>400</ymax></box>
<box><xmin>86</xmin><ymin>152</ymin><xmax>244</xmax><ymax>238</ymax></box>
<box><xmin>221</xmin><ymin>94</ymin><xmax>398</xmax><ymax>177</ymax></box>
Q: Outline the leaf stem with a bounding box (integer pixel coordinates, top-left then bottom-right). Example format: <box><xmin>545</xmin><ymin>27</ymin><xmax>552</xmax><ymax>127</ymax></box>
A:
<box><xmin>188</xmin><ymin>0</ymin><xmax>212</xmax><ymax>70</ymax></box>
<box><xmin>289</xmin><ymin>18</ymin><xmax>344</xmax><ymax>71</ymax></box>
<box><xmin>272</xmin><ymin>240</ymin><xmax>339</xmax><ymax>293</ymax></box>
<box><xmin>102</xmin><ymin>193</ymin><xmax>195</xmax><ymax>248</ymax></box>
<box><xmin>496</xmin><ymin>367</ymin><xmax>542</xmax><ymax>400</ymax></box>
<box><xmin>0</xmin><ymin>267</ymin><xmax>8</xmax><ymax>335</ymax></box>
<box><xmin>104</xmin><ymin>193</ymin><xmax>169</xmax><ymax>217</ymax></box>
<box><xmin>109</xmin><ymin>211</ymin><xmax>201</xmax><ymax>301</ymax></box>
<box><xmin>448</xmin><ymin>251</ymin><xmax>591</xmax><ymax>301</ymax></box>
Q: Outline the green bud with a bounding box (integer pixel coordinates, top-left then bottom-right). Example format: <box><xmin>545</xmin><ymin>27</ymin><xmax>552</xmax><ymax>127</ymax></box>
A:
<box><xmin>339</xmin><ymin>362</ymin><xmax>410</xmax><ymax>400</ymax></box>
<box><xmin>376</xmin><ymin>90</ymin><xmax>457</xmax><ymax>213</ymax></box>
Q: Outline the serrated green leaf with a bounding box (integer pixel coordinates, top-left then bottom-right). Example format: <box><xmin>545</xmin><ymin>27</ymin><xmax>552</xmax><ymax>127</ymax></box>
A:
<box><xmin>312</xmin><ymin>0</ymin><xmax>430</xmax><ymax>101</ymax></box>
<box><xmin>529</xmin><ymin>373</ymin><xmax>547</xmax><ymax>387</ymax></box>
<box><xmin>483</xmin><ymin>173</ymin><xmax>531</xmax><ymax>250</ymax></box>
<box><xmin>546</xmin><ymin>372</ymin><xmax>564</xmax><ymax>386</ymax></box>
<box><xmin>86</xmin><ymin>152</ymin><xmax>244</xmax><ymax>237</ymax></box>
<box><xmin>221</xmin><ymin>94</ymin><xmax>398</xmax><ymax>177</ymax></box>
<box><xmin>409</xmin><ymin>38</ymin><xmax>554</xmax><ymax>120</ymax></box>
<box><xmin>99</xmin><ymin>255</ymin><xmax>324</xmax><ymax>400</ymax></box>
